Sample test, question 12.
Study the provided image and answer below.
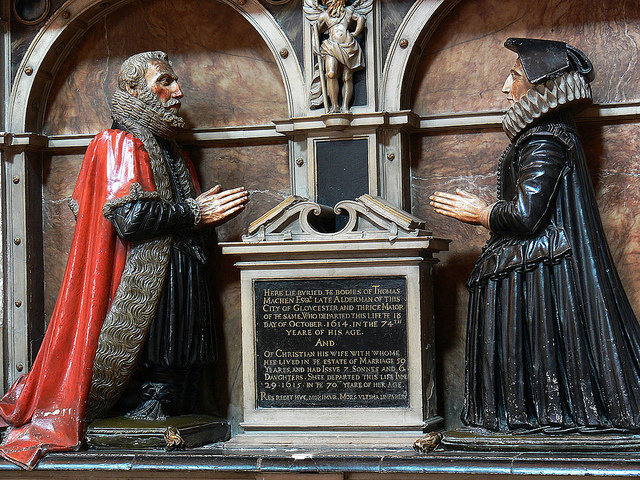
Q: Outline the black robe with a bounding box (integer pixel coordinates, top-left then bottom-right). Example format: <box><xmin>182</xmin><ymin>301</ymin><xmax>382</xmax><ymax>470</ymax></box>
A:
<box><xmin>463</xmin><ymin>110</ymin><xmax>640</xmax><ymax>432</ymax></box>
<box><xmin>108</xmin><ymin>134</ymin><xmax>216</xmax><ymax>369</ymax></box>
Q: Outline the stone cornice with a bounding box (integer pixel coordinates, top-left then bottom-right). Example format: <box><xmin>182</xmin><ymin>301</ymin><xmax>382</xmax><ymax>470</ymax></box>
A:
<box><xmin>2</xmin><ymin>102</ymin><xmax>640</xmax><ymax>155</ymax></box>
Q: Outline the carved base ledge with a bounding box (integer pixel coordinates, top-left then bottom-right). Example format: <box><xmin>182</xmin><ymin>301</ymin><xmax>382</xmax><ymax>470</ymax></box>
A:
<box><xmin>4</xmin><ymin>447</ymin><xmax>640</xmax><ymax>476</ymax></box>
<box><xmin>273</xmin><ymin>111</ymin><xmax>420</xmax><ymax>135</ymax></box>
<box><xmin>420</xmin><ymin>427</ymin><xmax>640</xmax><ymax>453</ymax></box>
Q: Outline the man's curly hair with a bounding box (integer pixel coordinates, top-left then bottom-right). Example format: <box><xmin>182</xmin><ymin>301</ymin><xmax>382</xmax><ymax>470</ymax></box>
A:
<box><xmin>117</xmin><ymin>51</ymin><xmax>169</xmax><ymax>91</ymax></box>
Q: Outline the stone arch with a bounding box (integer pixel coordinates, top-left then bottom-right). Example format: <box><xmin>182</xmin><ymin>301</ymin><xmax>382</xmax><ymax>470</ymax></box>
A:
<box><xmin>8</xmin><ymin>0</ymin><xmax>306</xmax><ymax>134</ymax></box>
<box><xmin>380</xmin><ymin>0</ymin><xmax>462</xmax><ymax>112</ymax></box>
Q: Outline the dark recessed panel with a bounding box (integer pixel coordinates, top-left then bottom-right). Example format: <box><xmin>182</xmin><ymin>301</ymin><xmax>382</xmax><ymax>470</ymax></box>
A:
<box><xmin>316</xmin><ymin>138</ymin><xmax>369</xmax><ymax>208</ymax></box>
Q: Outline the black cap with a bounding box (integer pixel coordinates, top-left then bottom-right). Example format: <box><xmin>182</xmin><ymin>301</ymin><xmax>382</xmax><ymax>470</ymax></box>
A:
<box><xmin>504</xmin><ymin>38</ymin><xmax>595</xmax><ymax>84</ymax></box>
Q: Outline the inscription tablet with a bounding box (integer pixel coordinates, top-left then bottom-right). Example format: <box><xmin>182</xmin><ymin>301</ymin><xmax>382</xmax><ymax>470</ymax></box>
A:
<box><xmin>255</xmin><ymin>277</ymin><xmax>408</xmax><ymax>408</ymax></box>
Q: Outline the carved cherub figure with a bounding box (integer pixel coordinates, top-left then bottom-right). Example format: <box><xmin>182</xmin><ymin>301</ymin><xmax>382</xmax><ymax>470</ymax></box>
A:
<box><xmin>305</xmin><ymin>0</ymin><xmax>372</xmax><ymax>113</ymax></box>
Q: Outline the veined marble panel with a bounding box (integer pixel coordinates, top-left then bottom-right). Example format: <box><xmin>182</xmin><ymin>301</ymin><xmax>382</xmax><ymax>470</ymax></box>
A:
<box><xmin>411</xmin><ymin>131</ymin><xmax>503</xmax><ymax>428</ymax></box>
<box><xmin>188</xmin><ymin>143</ymin><xmax>291</xmax><ymax>240</ymax></box>
<box><xmin>42</xmin><ymin>153</ymin><xmax>84</xmax><ymax>328</ymax></box>
<box><xmin>187</xmin><ymin>143</ymin><xmax>289</xmax><ymax>428</ymax></box>
<box><xmin>412</xmin><ymin>0</ymin><xmax>640</xmax><ymax>116</ymax></box>
<box><xmin>43</xmin><ymin>0</ymin><xmax>288</xmax><ymax>135</ymax></box>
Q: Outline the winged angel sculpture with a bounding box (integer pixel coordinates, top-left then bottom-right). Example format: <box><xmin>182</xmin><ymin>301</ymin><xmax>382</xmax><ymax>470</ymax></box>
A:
<box><xmin>305</xmin><ymin>0</ymin><xmax>372</xmax><ymax>113</ymax></box>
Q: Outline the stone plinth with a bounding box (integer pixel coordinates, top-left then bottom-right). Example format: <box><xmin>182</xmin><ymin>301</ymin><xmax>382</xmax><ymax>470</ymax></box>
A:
<box><xmin>221</xmin><ymin>196</ymin><xmax>449</xmax><ymax>444</ymax></box>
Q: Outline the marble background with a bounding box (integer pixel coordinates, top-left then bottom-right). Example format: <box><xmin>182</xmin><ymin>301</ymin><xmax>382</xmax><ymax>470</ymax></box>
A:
<box><xmin>37</xmin><ymin>0</ymin><xmax>640</xmax><ymax>433</ymax></box>
<box><xmin>412</xmin><ymin>0</ymin><xmax>640</xmax><ymax>115</ymax></box>
<box><xmin>411</xmin><ymin>0</ymin><xmax>640</xmax><ymax>428</ymax></box>
<box><xmin>380</xmin><ymin>0</ymin><xmax>415</xmax><ymax>63</ymax></box>
<box><xmin>43</xmin><ymin>0</ymin><xmax>288</xmax><ymax>134</ymax></box>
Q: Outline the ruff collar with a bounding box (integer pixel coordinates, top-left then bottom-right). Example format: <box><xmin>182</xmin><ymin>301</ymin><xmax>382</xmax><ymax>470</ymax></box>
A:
<box><xmin>111</xmin><ymin>88</ymin><xmax>184</xmax><ymax>140</ymax></box>
<box><xmin>502</xmin><ymin>71</ymin><xmax>592</xmax><ymax>140</ymax></box>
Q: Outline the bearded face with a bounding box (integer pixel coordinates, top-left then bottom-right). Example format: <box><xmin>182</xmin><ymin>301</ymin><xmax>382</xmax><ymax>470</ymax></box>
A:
<box><xmin>136</xmin><ymin>60</ymin><xmax>185</xmax><ymax>130</ymax></box>
<box><xmin>137</xmin><ymin>80</ymin><xmax>185</xmax><ymax>130</ymax></box>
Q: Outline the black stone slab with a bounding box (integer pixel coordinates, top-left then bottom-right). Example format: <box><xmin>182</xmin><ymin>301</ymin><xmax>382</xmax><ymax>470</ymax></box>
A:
<box><xmin>352</xmin><ymin>31</ymin><xmax>367</xmax><ymax>107</ymax></box>
<box><xmin>254</xmin><ymin>276</ymin><xmax>408</xmax><ymax>408</ymax></box>
<box><xmin>316</xmin><ymin>138</ymin><xmax>368</xmax><ymax>207</ymax></box>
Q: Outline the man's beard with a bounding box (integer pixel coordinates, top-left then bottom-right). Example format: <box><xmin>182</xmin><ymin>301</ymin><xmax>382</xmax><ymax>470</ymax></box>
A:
<box><xmin>137</xmin><ymin>83</ymin><xmax>185</xmax><ymax>130</ymax></box>
<box><xmin>111</xmin><ymin>83</ymin><xmax>185</xmax><ymax>139</ymax></box>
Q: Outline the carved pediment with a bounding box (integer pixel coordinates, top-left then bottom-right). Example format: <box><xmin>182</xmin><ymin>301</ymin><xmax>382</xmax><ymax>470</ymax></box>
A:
<box><xmin>243</xmin><ymin>194</ymin><xmax>432</xmax><ymax>242</ymax></box>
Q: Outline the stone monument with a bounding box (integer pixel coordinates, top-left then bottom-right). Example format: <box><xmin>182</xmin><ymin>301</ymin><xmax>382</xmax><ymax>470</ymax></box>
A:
<box><xmin>222</xmin><ymin>195</ymin><xmax>448</xmax><ymax>444</ymax></box>
<box><xmin>219</xmin><ymin>0</ymin><xmax>449</xmax><ymax>446</ymax></box>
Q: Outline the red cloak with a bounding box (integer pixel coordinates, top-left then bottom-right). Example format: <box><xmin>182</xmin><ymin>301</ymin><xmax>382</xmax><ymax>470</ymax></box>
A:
<box><xmin>0</xmin><ymin>130</ymin><xmax>160</xmax><ymax>469</ymax></box>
